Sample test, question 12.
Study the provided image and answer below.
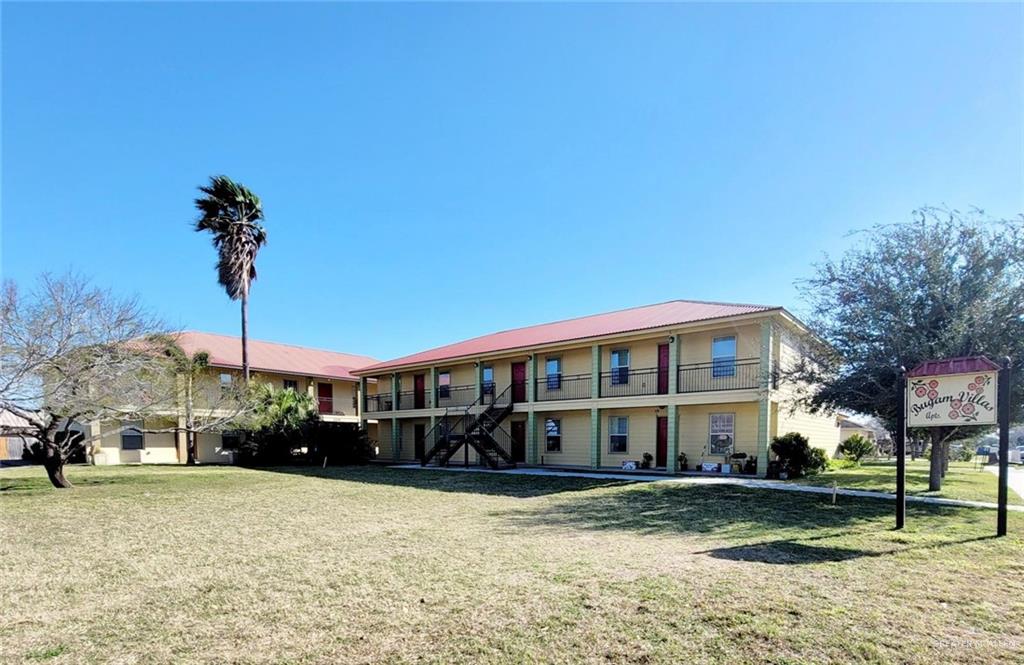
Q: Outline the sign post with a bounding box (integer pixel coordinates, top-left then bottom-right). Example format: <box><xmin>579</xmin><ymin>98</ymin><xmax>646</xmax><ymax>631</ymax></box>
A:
<box><xmin>997</xmin><ymin>358</ymin><xmax>1012</xmax><ymax>537</ymax></box>
<box><xmin>904</xmin><ymin>356</ymin><xmax>1008</xmax><ymax>536</ymax></box>
<box><xmin>896</xmin><ymin>366</ymin><xmax>907</xmax><ymax>529</ymax></box>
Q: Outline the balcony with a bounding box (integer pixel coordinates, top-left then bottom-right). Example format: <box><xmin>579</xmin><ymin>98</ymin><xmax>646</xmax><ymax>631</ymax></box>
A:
<box><xmin>397</xmin><ymin>390</ymin><xmax>424</xmax><ymax>411</ymax></box>
<box><xmin>365</xmin><ymin>393</ymin><xmax>394</xmax><ymax>413</ymax></box>
<box><xmin>534</xmin><ymin>373</ymin><xmax>591</xmax><ymax>401</ymax></box>
<box><xmin>434</xmin><ymin>384</ymin><xmax>477</xmax><ymax>408</ymax></box>
<box><xmin>600</xmin><ymin>366</ymin><xmax>667</xmax><ymax>398</ymax></box>
<box><xmin>677</xmin><ymin>358</ymin><xmax>761</xmax><ymax>393</ymax></box>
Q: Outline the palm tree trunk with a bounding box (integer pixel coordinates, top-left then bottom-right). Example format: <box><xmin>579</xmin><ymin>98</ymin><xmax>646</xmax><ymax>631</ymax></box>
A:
<box><xmin>241</xmin><ymin>295</ymin><xmax>250</xmax><ymax>385</ymax></box>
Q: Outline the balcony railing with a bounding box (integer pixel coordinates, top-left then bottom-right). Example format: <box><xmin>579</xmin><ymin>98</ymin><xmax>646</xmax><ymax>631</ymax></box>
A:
<box><xmin>677</xmin><ymin>358</ymin><xmax>761</xmax><ymax>393</ymax></box>
<box><xmin>317</xmin><ymin>398</ymin><xmax>353</xmax><ymax>416</ymax></box>
<box><xmin>435</xmin><ymin>384</ymin><xmax>477</xmax><ymax>408</ymax></box>
<box><xmin>599</xmin><ymin>367</ymin><xmax>666</xmax><ymax>398</ymax></box>
<box><xmin>535</xmin><ymin>373</ymin><xmax>592</xmax><ymax>401</ymax></box>
<box><xmin>397</xmin><ymin>390</ymin><xmax>426</xmax><ymax>411</ymax></box>
<box><xmin>365</xmin><ymin>393</ymin><xmax>394</xmax><ymax>413</ymax></box>
<box><xmin>365</xmin><ymin>360</ymin><xmax>763</xmax><ymax>413</ymax></box>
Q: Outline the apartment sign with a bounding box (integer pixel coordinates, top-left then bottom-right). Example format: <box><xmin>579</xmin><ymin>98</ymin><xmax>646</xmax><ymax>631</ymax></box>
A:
<box><xmin>907</xmin><ymin>361</ymin><xmax>998</xmax><ymax>427</ymax></box>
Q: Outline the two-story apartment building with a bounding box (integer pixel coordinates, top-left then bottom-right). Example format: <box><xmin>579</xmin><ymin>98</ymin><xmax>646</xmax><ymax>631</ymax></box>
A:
<box><xmin>91</xmin><ymin>332</ymin><xmax>378</xmax><ymax>465</ymax></box>
<box><xmin>355</xmin><ymin>300</ymin><xmax>838</xmax><ymax>476</ymax></box>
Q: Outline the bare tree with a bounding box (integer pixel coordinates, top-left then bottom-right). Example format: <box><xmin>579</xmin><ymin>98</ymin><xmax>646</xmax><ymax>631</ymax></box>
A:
<box><xmin>0</xmin><ymin>274</ymin><xmax>174</xmax><ymax>488</ymax></box>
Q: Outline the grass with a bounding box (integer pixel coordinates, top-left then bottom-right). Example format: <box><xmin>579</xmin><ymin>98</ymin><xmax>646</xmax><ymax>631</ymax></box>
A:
<box><xmin>789</xmin><ymin>459</ymin><xmax>1023</xmax><ymax>505</ymax></box>
<box><xmin>2</xmin><ymin>464</ymin><xmax>1023</xmax><ymax>664</ymax></box>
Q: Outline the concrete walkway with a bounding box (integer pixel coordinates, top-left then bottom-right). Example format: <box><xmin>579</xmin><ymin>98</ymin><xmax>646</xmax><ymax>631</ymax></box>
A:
<box><xmin>390</xmin><ymin>463</ymin><xmax>1024</xmax><ymax>512</ymax></box>
<box><xmin>984</xmin><ymin>464</ymin><xmax>1024</xmax><ymax>502</ymax></box>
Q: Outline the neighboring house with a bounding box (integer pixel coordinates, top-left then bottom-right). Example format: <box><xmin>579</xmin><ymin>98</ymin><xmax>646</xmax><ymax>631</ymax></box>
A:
<box><xmin>0</xmin><ymin>408</ymin><xmax>37</xmax><ymax>466</ymax></box>
<box><xmin>90</xmin><ymin>332</ymin><xmax>378</xmax><ymax>465</ymax></box>
<box><xmin>837</xmin><ymin>414</ymin><xmax>877</xmax><ymax>443</ymax></box>
<box><xmin>354</xmin><ymin>300</ymin><xmax>839</xmax><ymax>476</ymax></box>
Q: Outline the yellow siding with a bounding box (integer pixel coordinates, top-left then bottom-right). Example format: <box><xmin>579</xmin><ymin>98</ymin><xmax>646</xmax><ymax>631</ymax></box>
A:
<box><xmin>398</xmin><ymin>418</ymin><xmax>431</xmax><ymax>462</ymax></box>
<box><xmin>776</xmin><ymin>402</ymin><xmax>841</xmax><ymax>457</ymax></box>
<box><xmin>538</xmin><ymin>411</ymin><xmax>590</xmax><ymax>467</ymax></box>
<box><xmin>94</xmin><ymin>418</ymin><xmax>180</xmax><ymax>465</ymax></box>
<box><xmin>679</xmin><ymin>324</ymin><xmax>760</xmax><ymax>365</ymax></box>
<box><xmin>601</xmin><ymin>407</ymin><xmax>660</xmax><ymax>468</ymax></box>
<box><xmin>678</xmin><ymin>402</ymin><xmax>760</xmax><ymax>466</ymax></box>
<box><xmin>196</xmin><ymin>432</ymin><xmax>235</xmax><ymax>464</ymax></box>
<box><xmin>376</xmin><ymin>421</ymin><xmax>394</xmax><ymax>460</ymax></box>
<box><xmin>602</xmin><ymin>338</ymin><xmax>668</xmax><ymax>373</ymax></box>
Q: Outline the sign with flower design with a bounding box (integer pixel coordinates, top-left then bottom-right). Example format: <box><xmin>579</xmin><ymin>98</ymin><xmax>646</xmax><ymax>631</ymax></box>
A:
<box><xmin>906</xmin><ymin>357</ymin><xmax>1000</xmax><ymax>427</ymax></box>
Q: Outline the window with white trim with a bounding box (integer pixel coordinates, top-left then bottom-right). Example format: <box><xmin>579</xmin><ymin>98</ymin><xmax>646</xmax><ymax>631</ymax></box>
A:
<box><xmin>608</xmin><ymin>416</ymin><xmax>629</xmax><ymax>453</ymax></box>
<box><xmin>482</xmin><ymin>365</ymin><xmax>495</xmax><ymax>395</ymax></box>
<box><xmin>709</xmin><ymin>413</ymin><xmax>735</xmax><ymax>454</ymax></box>
<box><xmin>610</xmin><ymin>349</ymin><xmax>630</xmax><ymax>385</ymax></box>
<box><xmin>219</xmin><ymin>372</ymin><xmax>233</xmax><ymax>394</ymax></box>
<box><xmin>545</xmin><ymin>357</ymin><xmax>562</xmax><ymax>390</ymax></box>
<box><xmin>712</xmin><ymin>336</ymin><xmax>737</xmax><ymax>378</ymax></box>
<box><xmin>545</xmin><ymin>418</ymin><xmax>561</xmax><ymax>452</ymax></box>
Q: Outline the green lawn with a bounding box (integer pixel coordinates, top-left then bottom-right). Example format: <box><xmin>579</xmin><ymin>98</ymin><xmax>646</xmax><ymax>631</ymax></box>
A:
<box><xmin>2</xmin><ymin>464</ymin><xmax>1022</xmax><ymax>664</ymax></box>
<box><xmin>790</xmin><ymin>460</ymin><xmax>1023</xmax><ymax>505</ymax></box>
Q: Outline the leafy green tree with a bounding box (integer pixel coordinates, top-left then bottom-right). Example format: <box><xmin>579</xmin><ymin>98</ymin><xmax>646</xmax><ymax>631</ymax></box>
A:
<box><xmin>786</xmin><ymin>207</ymin><xmax>1024</xmax><ymax>490</ymax></box>
<box><xmin>838</xmin><ymin>434</ymin><xmax>875</xmax><ymax>463</ymax></box>
<box><xmin>251</xmin><ymin>383</ymin><xmax>317</xmax><ymax>432</ymax></box>
<box><xmin>771</xmin><ymin>432</ymin><xmax>827</xmax><ymax>477</ymax></box>
<box><xmin>194</xmin><ymin>176</ymin><xmax>267</xmax><ymax>385</ymax></box>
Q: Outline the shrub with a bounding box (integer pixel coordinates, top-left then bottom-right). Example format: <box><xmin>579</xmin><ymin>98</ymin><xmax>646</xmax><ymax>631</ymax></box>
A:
<box><xmin>771</xmin><ymin>432</ymin><xmax>828</xmax><ymax>478</ymax></box>
<box><xmin>828</xmin><ymin>458</ymin><xmax>859</xmax><ymax>471</ymax></box>
<box><xmin>838</xmin><ymin>434</ymin><xmax>875</xmax><ymax>463</ymax></box>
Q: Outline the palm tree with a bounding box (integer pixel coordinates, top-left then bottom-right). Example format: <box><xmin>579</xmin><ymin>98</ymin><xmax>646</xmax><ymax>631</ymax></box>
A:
<box><xmin>194</xmin><ymin>175</ymin><xmax>267</xmax><ymax>384</ymax></box>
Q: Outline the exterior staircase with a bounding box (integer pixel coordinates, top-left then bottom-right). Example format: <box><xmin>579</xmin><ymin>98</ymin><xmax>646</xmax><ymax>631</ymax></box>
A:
<box><xmin>421</xmin><ymin>385</ymin><xmax>516</xmax><ymax>469</ymax></box>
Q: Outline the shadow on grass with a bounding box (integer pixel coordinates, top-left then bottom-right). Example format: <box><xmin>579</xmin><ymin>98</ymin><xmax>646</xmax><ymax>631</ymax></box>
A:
<box><xmin>700</xmin><ymin>533</ymin><xmax>999</xmax><ymax>564</ymax></box>
<box><xmin>257</xmin><ymin>464</ymin><xmax>641</xmax><ymax>498</ymax></box>
<box><xmin>497</xmin><ymin>481</ymin><xmax>998</xmax><ymax>561</ymax></box>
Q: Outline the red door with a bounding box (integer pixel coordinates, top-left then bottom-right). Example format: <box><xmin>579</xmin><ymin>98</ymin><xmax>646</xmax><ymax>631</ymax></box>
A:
<box><xmin>511</xmin><ymin>362</ymin><xmax>527</xmax><ymax>403</ymax></box>
<box><xmin>657</xmin><ymin>343</ymin><xmax>670</xmax><ymax>395</ymax></box>
<box><xmin>510</xmin><ymin>420</ymin><xmax>526</xmax><ymax>463</ymax></box>
<box><xmin>317</xmin><ymin>382</ymin><xmax>333</xmax><ymax>414</ymax></box>
<box><xmin>656</xmin><ymin>416</ymin><xmax>668</xmax><ymax>468</ymax></box>
<box><xmin>414</xmin><ymin>374</ymin><xmax>426</xmax><ymax>409</ymax></box>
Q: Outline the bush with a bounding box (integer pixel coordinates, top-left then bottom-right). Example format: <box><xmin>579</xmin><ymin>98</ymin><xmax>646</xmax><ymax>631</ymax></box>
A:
<box><xmin>235</xmin><ymin>420</ymin><xmax>372</xmax><ymax>467</ymax></box>
<box><xmin>837</xmin><ymin>434</ymin><xmax>875</xmax><ymax>463</ymax></box>
<box><xmin>771</xmin><ymin>432</ymin><xmax>828</xmax><ymax>478</ymax></box>
<box><xmin>828</xmin><ymin>458</ymin><xmax>860</xmax><ymax>471</ymax></box>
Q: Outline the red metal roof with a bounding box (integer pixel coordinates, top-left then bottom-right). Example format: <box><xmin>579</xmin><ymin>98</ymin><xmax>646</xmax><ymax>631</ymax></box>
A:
<box><xmin>358</xmin><ymin>300</ymin><xmax>779</xmax><ymax>374</ymax></box>
<box><xmin>907</xmin><ymin>356</ymin><xmax>1001</xmax><ymax>377</ymax></box>
<box><xmin>175</xmin><ymin>331</ymin><xmax>378</xmax><ymax>381</ymax></box>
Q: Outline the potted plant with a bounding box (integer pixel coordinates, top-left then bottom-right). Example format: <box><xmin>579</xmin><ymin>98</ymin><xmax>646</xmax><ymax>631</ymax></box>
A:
<box><xmin>678</xmin><ymin>452</ymin><xmax>688</xmax><ymax>471</ymax></box>
<box><xmin>640</xmin><ymin>452</ymin><xmax>654</xmax><ymax>469</ymax></box>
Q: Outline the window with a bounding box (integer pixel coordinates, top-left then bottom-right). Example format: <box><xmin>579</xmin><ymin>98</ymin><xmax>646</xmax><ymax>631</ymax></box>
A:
<box><xmin>219</xmin><ymin>373</ymin><xmax>233</xmax><ymax>393</ymax></box>
<box><xmin>545</xmin><ymin>357</ymin><xmax>562</xmax><ymax>390</ymax></box>
<box><xmin>283</xmin><ymin>379</ymin><xmax>298</xmax><ymax>392</ymax></box>
<box><xmin>545</xmin><ymin>418</ymin><xmax>562</xmax><ymax>452</ymax></box>
<box><xmin>121</xmin><ymin>421</ymin><xmax>144</xmax><ymax>450</ymax></box>
<box><xmin>438</xmin><ymin>371</ymin><xmax>451</xmax><ymax>399</ymax></box>
<box><xmin>482</xmin><ymin>365</ymin><xmax>495</xmax><ymax>395</ymax></box>
<box><xmin>709</xmin><ymin>413</ymin><xmax>735</xmax><ymax>454</ymax></box>
<box><xmin>608</xmin><ymin>416</ymin><xmax>628</xmax><ymax>453</ymax></box>
<box><xmin>712</xmin><ymin>336</ymin><xmax>737</xmax><ymax>378</ymax></box>
<box><xmin>611</xmin><ymin>349</ymin><xmax>630</xmax><ymax>385</ymax></box>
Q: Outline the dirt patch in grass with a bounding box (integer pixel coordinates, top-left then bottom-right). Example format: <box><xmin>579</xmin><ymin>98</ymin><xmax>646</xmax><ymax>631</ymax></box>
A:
<box><xmin>2</xmin><ymin>464</ymin><xmax>1022</xmax><ymax>663</ymax></box>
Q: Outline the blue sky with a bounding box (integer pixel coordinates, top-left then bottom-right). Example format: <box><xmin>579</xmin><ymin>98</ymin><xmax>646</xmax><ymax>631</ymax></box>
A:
<box><xmin>2</xmin><ymin>2</ymin><xmax>1021</xmax><ymax>361</ymax></box>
